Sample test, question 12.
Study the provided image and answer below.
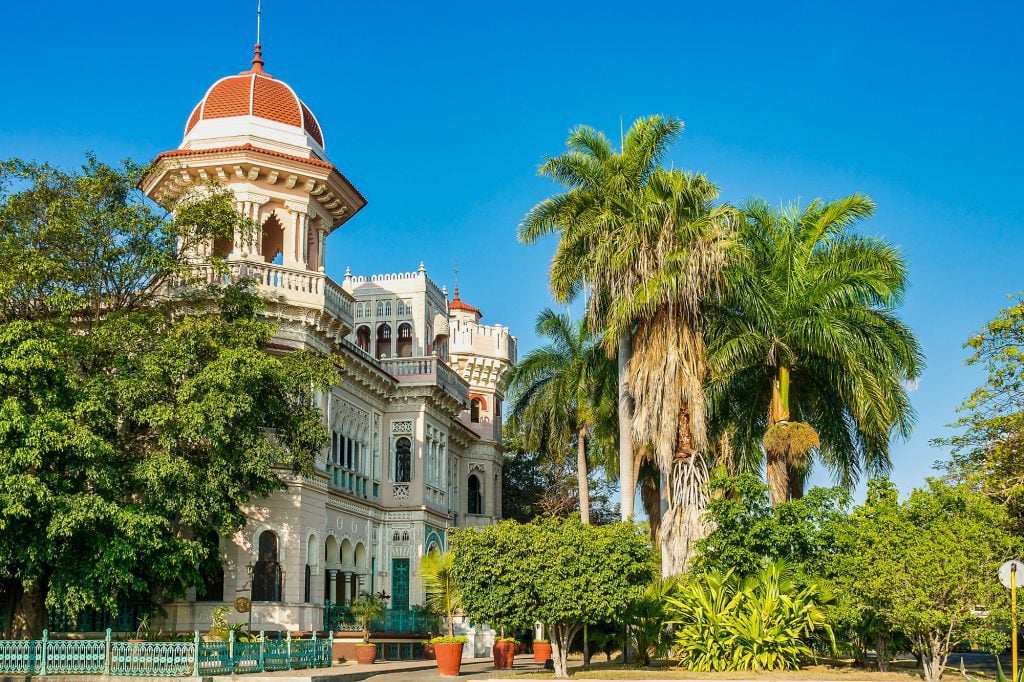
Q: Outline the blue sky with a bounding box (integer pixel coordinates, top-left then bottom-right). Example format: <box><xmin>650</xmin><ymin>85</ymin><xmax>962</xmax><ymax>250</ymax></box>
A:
<box><xmin>2</xmin><ymin>1</ymin><xmax>1021</xmax><ymax>501</ymax></box>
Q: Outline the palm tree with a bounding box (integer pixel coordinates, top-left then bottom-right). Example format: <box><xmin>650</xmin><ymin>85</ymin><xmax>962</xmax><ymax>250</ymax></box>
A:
<box><xmin>602</xmin><ymin>168</ymin><xmax>737</xmax><ymax>575</ymax></box>
<box><xmin>419</xmin><ymin>550</ymin><xmax>461</xmax><ymax>638</ymax></box>
<box><xmin>504</xmin><ymin>309</ymin><xmax>616</xmax><ymax>524</ymax></box>
<box><xmin>707</xmin><ymin>195</ymin><xmax>923</xmax><ymax>504</ymax></box>
<box><xmin>350</xmin><ymin>591</ymin><xmax>386</xmax><ymax>644</ymax></box>
<box><xmin>520</xmin><ymin>116</ymin><xmax>684</xmax><ymax>522</ymax></box>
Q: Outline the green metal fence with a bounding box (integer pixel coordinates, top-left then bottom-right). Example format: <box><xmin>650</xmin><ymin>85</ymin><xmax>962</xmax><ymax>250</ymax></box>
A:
<box><xmin>323</xmin><ymin>603</ymin><xmax>433</xmax><ymax>635</ymax></box>
<box><xmin>0</xmin><ymin>629</ymin><xmax>334</xmax><ymax>677</ymax></box>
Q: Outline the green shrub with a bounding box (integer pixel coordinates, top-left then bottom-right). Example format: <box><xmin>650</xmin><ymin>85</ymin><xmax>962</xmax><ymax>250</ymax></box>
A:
<box><xmin>666</xmin><ymin>560</ymin><xmax>833</xmax><ymax>671</ymax></box>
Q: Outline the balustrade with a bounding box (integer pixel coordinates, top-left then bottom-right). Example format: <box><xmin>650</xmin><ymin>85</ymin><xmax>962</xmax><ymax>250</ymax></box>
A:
<box><xmin>379</xmin><ymin>356</ymin><xmax>470</xmax><ymax>405</ymax></box>
<box><xmin>177</xmin><ymin>261</ymin><xmax>353</xmax><ymax>331</ymax></box>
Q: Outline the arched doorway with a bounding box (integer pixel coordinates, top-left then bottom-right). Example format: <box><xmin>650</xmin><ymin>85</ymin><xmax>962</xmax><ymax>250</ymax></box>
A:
<box><xmin>252</xmin><ymin>530</ymin><xmax>282</xmax><ymax>602</ymax></box>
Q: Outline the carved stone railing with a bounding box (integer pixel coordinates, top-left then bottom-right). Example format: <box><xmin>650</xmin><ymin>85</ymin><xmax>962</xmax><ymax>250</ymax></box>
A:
<box><xmin>379</xmin><ymin>356</ymin><xmax>470</xmax><ymax>407</ymax></box>
<box><xmin>184</xmin><ymin>261</ymin><xmax>354</xmax><ymax>337</ymax></box>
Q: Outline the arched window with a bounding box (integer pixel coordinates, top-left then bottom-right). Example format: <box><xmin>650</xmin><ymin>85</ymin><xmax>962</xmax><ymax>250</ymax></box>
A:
<box><xmin>376</xmin><ymin>324</ymin><xmax>392</xmax><ymax>359</ymax></box>
<box><xmin>468</xmin><ymin>475</ymin><xmax>482</xmax><ymax>515</ymax></box>
<box><xmin>252</xmin><ymin>530</ymin><xmax>282</xmax><ymax>602</ymax></box>
<box><xmin>396</xmin><ymin>323</ymin><xmax>413</xmax><ymax>358</ymax></box>
<box><xmin>356</xmin><ymin>326</ymin><xmax>371</xmax><ymax>353</ymax></box>
<box><xmin>470</xmin><ymin>398</ymin><xmax>481</xmax><ymax>423</ymax></box>
<box><xmin>395</xmin><ymin>437</ymin><xmax>412</xmax><ymax>482</ymax></box>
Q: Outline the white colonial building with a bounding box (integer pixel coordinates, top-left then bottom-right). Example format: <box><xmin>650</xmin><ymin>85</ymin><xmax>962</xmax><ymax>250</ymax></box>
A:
<box><xmin>140</xmin><ymin>45</ymin><xmax>516</xmax><ymax>647</ymax></box>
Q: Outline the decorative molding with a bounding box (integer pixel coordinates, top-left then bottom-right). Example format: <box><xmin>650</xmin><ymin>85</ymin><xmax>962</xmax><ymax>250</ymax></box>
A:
<box><xmin>469</xmin><ymin>462</ymin><xmax>487</xmax><ymax>474</ymax></box>
<box><xmin>391</xmin><ymin>420</ymin><xmax>414</xmax><ymax>435</ymax></box>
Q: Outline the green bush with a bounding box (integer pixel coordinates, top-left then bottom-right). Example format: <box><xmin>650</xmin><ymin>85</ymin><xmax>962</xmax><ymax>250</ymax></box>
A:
<box><xmin>666</xmin><ymin>560</ymin><xmax>833</xmax><ymax>671</ymax></box>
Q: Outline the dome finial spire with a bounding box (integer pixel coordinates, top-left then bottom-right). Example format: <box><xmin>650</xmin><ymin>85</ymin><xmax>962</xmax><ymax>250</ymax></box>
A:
<box><xmin>251</xmin><ymin>0</ymin><xmax>265</xmax><ymax>74</ymax></box>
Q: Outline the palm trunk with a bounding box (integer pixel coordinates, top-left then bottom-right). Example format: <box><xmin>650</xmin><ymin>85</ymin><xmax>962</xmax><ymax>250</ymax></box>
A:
<box><xmin>766</xmin><ymin>365</ymin><xmax>791</xmax><ymax>505</ymax></box>
<box><xmin>618</xmin><ymin>335</ymin><xmax>635</xmax><ymax>521</ymax></box>
<box><xmin>638</xmin><ymin>459</ymin><xmax>661</xmax><ymax>544</ymax></box>
<box><xmin>577</xmin><ymin>427</ymin><xmax>590</xmax><ymax>525</ymax></box>
<box><xmin>658</xmin><ymin>400</ymin><xmax>709</xmax><ymax>576</ymax></box>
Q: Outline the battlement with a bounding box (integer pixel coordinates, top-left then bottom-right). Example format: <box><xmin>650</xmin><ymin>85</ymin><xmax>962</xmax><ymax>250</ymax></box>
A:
<box><xmin>449</xmin><ymin>317</ymin><xmax>517</xmax><ymax>364</ymax></box>
<box><xmin>343</xmin><ymin>264</ymin><xmax>446</xmax><ymax>302</ymax></box>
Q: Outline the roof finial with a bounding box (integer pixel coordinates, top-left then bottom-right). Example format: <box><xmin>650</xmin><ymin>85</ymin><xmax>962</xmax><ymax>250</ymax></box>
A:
<box><xmin>251</xmin><ymin>0</ymin><xmax>265</xmax><ymax>74</ymax></box>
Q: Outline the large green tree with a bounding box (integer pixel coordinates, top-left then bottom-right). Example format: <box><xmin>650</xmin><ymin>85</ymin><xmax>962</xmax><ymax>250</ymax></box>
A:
<box><xmin>940</xmin><ymin>295</ymin><xmax>1024</xmax><ymax>527</ymax></box>
<box><xmin>504</xmin><ymin>309</ymin><xmax>616</xmax><ymax>524</ymax></box>
<box><xmin>832</xmin><ymin>479</ymin><xmax>1015</xmax><ymax>682</ymax></box>
<box><xmin>708</xmin><ymin>196</ymin><xmax>922</xmax><ymax>504</ymax></box>
<box><xmin>0</xmin><ymin>157</ymin><xmax>337</xmax><ymax>637</ymax></box>
<box><xmin>520</xmin><ymin>116</ymin><xmax>684</xmax><ymax>524</ymax></box>
<box><xmin>450</xmin><ymin>517</ymin><xmax>653</xmax><ymax>678</ymax></box>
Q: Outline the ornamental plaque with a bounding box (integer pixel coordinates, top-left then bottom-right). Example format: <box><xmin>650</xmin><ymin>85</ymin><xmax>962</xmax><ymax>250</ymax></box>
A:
<box><xmin>234</xmin><ymin>597</ymin><xmax>251</xmax><ymax>613</ymax></box>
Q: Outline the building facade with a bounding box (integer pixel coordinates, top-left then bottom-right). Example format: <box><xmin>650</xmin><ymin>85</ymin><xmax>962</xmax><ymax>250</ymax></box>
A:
<box><xmin>140</xmin><ymin>46</ymin><xmax>516</xmax><ymax>637</ymax></box>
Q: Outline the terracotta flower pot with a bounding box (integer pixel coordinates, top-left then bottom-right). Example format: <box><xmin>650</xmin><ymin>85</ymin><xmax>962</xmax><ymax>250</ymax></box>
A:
<box><xmin>423</xmin><ymin>642</ymin><xmax>436</xmax><ymax>660</ymax></box>
<box><xmin>533</xmin><ymin>641</ymin><xmax>552</xmax><ymax>664</ymax></box>
<box><xmin>434</xmin><ymin>641</ymin><xmax>464</xmax><ymax>677</ymax></box>
<box><xmin>355</xmin><ymin>644</ymin><xmax>377</xmax><ymax>664</ymax></box>
<box><xmin>493</xmin><ymin>640</ymin><xmax>515</xmax><ymax>669</ymax></box>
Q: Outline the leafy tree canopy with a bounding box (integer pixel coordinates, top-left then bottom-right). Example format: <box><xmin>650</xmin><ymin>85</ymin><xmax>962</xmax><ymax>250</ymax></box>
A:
<box><xmin>940</xmin><ymin>295</ymin><xmax>1024</xmax><ymax>527</ymax></box>
<box><xmin>0</xmin><ymin>157</ymin><xmax>337</xmax><ymax>637</ymax></box>
<box><xmin>693</xmin><ymin>473</ymin><xmax>850</xmax><ymax>580</ymax></box>
<box><xmin>450</xmin><ymin>516</ymin><xmax>653</xmax><ymax>678</ymax></box>
<box><xmin>831</xmin><ymin>479</ymin><xmax>1017</xmax><ymax>682</ymax></box>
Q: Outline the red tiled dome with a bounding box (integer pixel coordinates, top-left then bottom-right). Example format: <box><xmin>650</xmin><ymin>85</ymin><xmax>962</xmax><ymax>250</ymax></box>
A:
<box><xmin>449</xmin><ymin>288</ymin><xmax>482</xmax><ymax>317</ymax></box>
<box><xmin>184</xmin><ymin>46</ymin><xmax>325</xmax><ymax>148</ymax></box>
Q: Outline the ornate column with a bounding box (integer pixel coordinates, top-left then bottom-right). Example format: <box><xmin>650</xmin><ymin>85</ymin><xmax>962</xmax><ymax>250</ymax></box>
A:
<box><xmin>284</xmin><ymin>201</ymin><xmax>312</xmax><ymax>269</ymax></box>
<box><xmin>318</xmin><ymin>227</ymin><xmax>327</xmax><ymax>272</ymax></box>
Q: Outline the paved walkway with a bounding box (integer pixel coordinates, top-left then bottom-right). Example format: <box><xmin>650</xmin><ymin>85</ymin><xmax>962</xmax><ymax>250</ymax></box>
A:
<box><xmin>216</xmin><ymin>655</ymin><xmax>546</xmax><ymax>682</ymax></box>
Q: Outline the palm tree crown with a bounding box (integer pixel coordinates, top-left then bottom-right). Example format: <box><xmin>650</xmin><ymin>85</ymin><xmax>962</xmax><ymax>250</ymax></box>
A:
<box><xmin>520</xmin><ymin>116</ymin><xmax>685</xmax><ymax>523</ymax></box>
<box><xmin>503</xmin><ymin>309</ymin><xmax>616</xmax><ymax>524</ymax></box>
<box><xmin>708</xmin><ymin>194</ymin><xmax>923</xmax><ymax>503</ymax></box>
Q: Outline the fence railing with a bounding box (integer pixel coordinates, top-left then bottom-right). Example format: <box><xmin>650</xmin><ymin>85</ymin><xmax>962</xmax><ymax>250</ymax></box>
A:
<box><xmin>323</xmin><ymin>604</ymin><xmax>433</xmax><ymax>635</ymax></box>
<box><xmin>0</xmin><ymin>628</ymin><xmax>333</xmax><ymax>677</ymax></box>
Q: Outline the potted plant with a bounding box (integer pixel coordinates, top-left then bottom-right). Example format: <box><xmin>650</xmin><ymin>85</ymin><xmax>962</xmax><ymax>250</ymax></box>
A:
<box><xmin>422</xmin><ymin>639</ymin><xmax>436</xmax><ymax>660</ymax></box>
<box><xmin>533</xmin><ymin>638</ymin><xmax>552</xmax><ymax>664</ymax></box>
<box><xmin>493</xmin><ymin>635</ymin><xmax>517</xmax><ymax>670</ymax></box>
<box><xmin>421</xmin><ymin>551</ymin><xmax>466</xmax><ymax>677</ymax></box>
<box><xmin>350</xmin><ymin>592</ymin><xmax>385</xmax><ymax>664</ymax></box>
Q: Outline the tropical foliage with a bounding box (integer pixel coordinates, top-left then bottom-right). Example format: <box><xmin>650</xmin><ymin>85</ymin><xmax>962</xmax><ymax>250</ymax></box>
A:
<box><xmin>665</xmin><ymin>561</ymin><xmax>834</xmax><ymax>672</ymax></box>
<box><xmin>708</xmin><ymin>196</ymin><xmax>923</xmax><ymax>504</ymax></box>
<box><xmin>450</xmin><ymin>516</ymin><xmax>653</xmax><ymax>678</ymax></box>
<box><xmin>520</xmin><ymin>116</ymin><xmax>686</xmax><ymax>529</ymax></box>
<box><xmin>504</xmin><ymin>309</ymin><xmax>617</xmax><ymax>524</ymax></box>
<box><xmin>349</xmin><ymin>592</ymin><xmax>386</xmax><ymax>644</ymax></box>
<box><xmin>830</xmin><ymin>479</ymin><xmax>1016</xmax><ymax>682</ymax></box>
<box><xmin>419</xmin><ymin>550</ymin><xmax>462</xmax><ymax>639</ymax></box>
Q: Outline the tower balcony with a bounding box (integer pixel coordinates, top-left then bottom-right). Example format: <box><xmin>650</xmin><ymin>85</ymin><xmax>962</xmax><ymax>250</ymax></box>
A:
<box><xmin>186</xmin><ymin>260</ymin><xmax>354</xmax><ymax>342</ymax></box>
<box><xmin>379</xmin><ymin>355</ymin><xmax>470</xmax><ymax>408</ymax></box>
